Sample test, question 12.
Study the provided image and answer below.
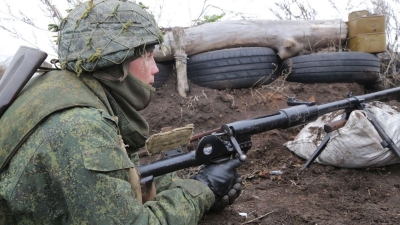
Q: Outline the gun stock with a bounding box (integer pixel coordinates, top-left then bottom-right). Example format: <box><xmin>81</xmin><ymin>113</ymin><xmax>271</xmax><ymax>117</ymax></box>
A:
<box><xmin>0</xmin><ymin>46</ymin><xmax>48</xmax><ymax>118</ymax></box>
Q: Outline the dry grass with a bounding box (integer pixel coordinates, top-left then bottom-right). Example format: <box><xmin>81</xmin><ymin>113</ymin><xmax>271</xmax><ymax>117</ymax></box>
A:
<box><xmin>0</xmin><ymin>66</ymin><xmax>5</xmax><ymax>79</ymax></box>
<box><xmin>377</xmin><ymin>52</ymin><xmax>400</xmax><ymax>89</ymax></box>
<box><xmin>255</xmin><ymin>61</ymin><xmax>293</xmax><ymax>100</ymax></box>
<box><xmin>0</xmin><ymin>57</ymin><xmax>12</xmax><ymax>79</ymax></box>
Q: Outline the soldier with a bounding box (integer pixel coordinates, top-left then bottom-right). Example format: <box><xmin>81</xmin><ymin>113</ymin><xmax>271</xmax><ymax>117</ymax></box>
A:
<box><xmin>0</xmin><ymin>0</ymin><xmax>242</xmax><ymax>224</ymax></box>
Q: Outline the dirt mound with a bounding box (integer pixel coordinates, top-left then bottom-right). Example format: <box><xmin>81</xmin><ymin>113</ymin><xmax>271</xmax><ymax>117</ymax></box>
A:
<box><xmin>140</xmin><ymin>75</ymin><xmax>400</xmax><ymax>225</ymax></box>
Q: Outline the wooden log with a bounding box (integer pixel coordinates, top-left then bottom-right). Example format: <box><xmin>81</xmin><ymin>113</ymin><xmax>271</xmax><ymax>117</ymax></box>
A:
<box><xmin>154</xmin><ymin>19</ymin><xmax>347</xmax><ymax>61</ymax></box>
<box><xmin>171</xmin><ymin>27</ymin><xmax>189</xmax><ymax>98</ymax></box>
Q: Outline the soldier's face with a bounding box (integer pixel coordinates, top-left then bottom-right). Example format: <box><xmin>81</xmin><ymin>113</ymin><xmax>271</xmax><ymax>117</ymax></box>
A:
<box><xmin>129</xmin><ymin>50</ymin><xmax>159</xmax><ymax>86</ymax></box>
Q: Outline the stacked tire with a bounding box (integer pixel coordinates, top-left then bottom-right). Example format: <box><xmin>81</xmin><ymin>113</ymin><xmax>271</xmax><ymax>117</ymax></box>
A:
<box><xmin>187</xmin><ymin>47</ymin><xmax>280</xmax><ymax>90</ymax></box>
<box><xmin>158</xmin><ymin>48</ymin><xmax>382</xmax><ymax>90</ymax></box>
<box><xmin>281</xmin><ymin>52</ymin><xmax>380</xmax><ymax>84</ymax></box>
<box><xmin>154</xmin><ymin>62</ymin><xmax>173</xmax><ymax>88</ymax></box>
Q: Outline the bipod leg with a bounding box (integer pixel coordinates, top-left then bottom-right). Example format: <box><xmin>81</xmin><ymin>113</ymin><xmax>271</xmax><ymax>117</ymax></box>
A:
<box><xmin>300</xmin><ymin>133</ymin><xmax>331</xmax><ymax>170</ymax></box>
<box><xmin>359</xmin><ymin>103</ymin><xmax>400</xmax><ymax>160</ymax></box>
<box><xmin>300</xmin><ymin>110</ymin><xmax>351</xmax><ymax>170</ymax></box>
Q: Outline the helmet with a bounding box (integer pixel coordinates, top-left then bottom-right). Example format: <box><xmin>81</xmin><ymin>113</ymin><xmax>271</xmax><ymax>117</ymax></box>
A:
<box><xmin>57</xmin><ymin>0</ymin><xmax>163</xmax><ymax>74</ymax></box>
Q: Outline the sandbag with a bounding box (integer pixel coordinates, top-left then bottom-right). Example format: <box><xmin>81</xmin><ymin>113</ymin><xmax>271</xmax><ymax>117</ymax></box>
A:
<box><xmin>284</xmin><ymin>102</ymin><xmax>400</xmax><ymax>168</ymax></box>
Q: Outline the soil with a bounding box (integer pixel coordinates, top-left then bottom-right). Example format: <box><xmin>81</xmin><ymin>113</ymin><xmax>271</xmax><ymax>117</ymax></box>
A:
<box><xmin>140</xmin><ymin>75</ymin><xmax>400</xmax><ymax>225</ymax></box>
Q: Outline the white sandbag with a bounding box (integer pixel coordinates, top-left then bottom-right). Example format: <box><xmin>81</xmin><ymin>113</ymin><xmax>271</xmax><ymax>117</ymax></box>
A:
<box><xmin>284</xmin><ymin>102</ymin><xmax>400</xmax><ymax>168</ymax></box>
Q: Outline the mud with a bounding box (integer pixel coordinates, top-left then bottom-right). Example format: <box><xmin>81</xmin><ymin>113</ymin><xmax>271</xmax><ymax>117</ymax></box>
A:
<box><xmin>140</xmin><ymin>75</ymin><xmax>400</xmax><ymax>225</ymax></box>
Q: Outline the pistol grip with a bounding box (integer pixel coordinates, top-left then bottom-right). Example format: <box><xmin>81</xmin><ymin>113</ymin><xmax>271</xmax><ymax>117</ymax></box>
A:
<box><xmin>324</xmin><ymin>119</ymin><xmax>347</xmax><ymax>133</ymax></box>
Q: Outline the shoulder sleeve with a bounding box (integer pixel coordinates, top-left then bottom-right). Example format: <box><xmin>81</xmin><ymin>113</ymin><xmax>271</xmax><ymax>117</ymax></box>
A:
<box><xmin>44</xmin><ymin>107</ymin><xmax>214</xmax><ymax>224</ymax></box>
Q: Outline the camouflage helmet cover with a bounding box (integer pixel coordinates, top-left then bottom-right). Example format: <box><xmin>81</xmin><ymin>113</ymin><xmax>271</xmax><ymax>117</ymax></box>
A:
<box><xmin>58</xmin><ymin>0</ymin><xmax>163</xmax><ymax>73</ymax></box>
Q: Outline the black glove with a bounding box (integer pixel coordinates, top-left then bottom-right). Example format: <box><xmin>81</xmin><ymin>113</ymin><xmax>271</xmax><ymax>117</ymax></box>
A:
<box><xmin>191</xmin><ymin>158</ymin><xmax>243</xmax><ymax>211</ymax></box>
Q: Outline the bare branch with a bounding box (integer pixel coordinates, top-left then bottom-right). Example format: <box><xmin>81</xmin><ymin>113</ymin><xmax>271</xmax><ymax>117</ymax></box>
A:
<box><xmin>191</xmin><ymin>0</ymin><xmax>210</xmax><ymax>26</ymax></box>
<box><xmin>0</xmin><ymin>24</ymin><xmax>40</xmax><ymax>48</ymax></box>
<box><xmin>269</xmin><ymin>0</ymin><xmax>317</xmax><ymax>20</ymax></box>
<box><xmin>0</xmin><ymin>1</ymin><xmax>48</xmax><ymax>32</ymax></box>
<box><xmin>41</xmin><ymin>0</ymin><xmax>62</xmax><ymax>20</ymax></box>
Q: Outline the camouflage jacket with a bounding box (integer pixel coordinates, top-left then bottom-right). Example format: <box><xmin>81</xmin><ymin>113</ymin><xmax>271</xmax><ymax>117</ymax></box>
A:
<box><xmin>0</xmin><ymin>70</ymin><xmax>214</xmax><ymax>224</ymax></box>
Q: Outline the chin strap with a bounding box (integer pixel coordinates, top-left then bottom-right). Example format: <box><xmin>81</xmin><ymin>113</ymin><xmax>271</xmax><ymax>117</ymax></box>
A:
<box><xmin>93</xmin><ymin>71</ymin><xmax>125</xmax><ymax>83</ymax></box>
<box><xmin>93</xmin><ymin>55</ymin><xmax>137</xmax><ymax>83</ymax></box>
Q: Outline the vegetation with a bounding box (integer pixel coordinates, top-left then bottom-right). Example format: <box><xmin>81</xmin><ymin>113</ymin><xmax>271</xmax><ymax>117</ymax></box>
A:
<box><xmin>0</xmin><ymin>0</ymin><xmax>398</xmax><ymax>86</ymax></box>
<box><xmin>192</xmin><ymin>13</ymin><xmax>225</xmax><ymax>26</ymax></box>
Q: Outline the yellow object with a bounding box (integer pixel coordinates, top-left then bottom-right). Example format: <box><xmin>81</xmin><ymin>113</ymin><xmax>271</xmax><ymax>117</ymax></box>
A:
<box><xmin>145</xmin><ymin>124</ymin><xmax>194</xmax><ymax>155</ymax></box>
<box><xmin>346</xmin><ymin>10</ymin><xmax>386</xmax><ymax>53</ymax></box>
<box><xmin>347</xmin><ymin>15</ymin><xmax>386</xmax><ymax>37</ymax></box>
<box><xmin>348</xmin><ymin>10</ymin><xmax>370</xmax><ymax>20</ymax></box>
<box><xmin>347</xmin><ymin>33</ymin><xmax>386</xmax><ymax>53</ymax></box>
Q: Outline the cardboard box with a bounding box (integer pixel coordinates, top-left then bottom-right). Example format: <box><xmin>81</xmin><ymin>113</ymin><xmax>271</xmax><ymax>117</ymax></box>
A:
<box><xmin>347</xmin><ymin>32</ymin><xmax>386</xmax><ymax>53</ymax></box>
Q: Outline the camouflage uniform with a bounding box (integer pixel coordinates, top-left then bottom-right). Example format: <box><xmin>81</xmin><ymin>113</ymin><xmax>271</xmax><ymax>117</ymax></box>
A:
<box><xmin>0</xmin><ymin>0</ymin><xmax>215</xmax><ymax>224</ymax></box>
<box><xmin>0</xmin><ymin>70</ymin><xmax>214</xmax><ymax>224</ymax></box>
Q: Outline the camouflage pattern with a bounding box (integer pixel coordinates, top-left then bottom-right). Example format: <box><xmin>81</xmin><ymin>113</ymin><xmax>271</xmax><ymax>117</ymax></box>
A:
<box><xmin>58</xmin><ymin>0</ymin><xmax>163</xmax><ymax>74</ymax></box>
<box><xmin>0</xmin><ymin>70</ymin><xmax>110</xmax><ymax>172</ymax></box>
<box><xmin>0</xmin><ymin>70</ymin><xmax>214</xmax><ymax>224</ymax></box>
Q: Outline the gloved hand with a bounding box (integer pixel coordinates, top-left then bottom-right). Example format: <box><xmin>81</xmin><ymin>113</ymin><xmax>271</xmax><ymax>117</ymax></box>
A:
<box><xmin>191</xmin><ymin>158</ymin><xmax>243</xmax><ymax>211</ymax></box>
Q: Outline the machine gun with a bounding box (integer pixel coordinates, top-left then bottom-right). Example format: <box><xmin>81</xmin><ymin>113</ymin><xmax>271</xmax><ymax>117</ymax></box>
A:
<box><xmin>138</xmin><ymin>87</ymin><xmax>400</xmax><ymax>178</ymax></box>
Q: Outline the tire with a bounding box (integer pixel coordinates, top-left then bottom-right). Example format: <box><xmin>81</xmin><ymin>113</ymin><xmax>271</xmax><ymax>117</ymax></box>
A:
<box><xmin>154</xmin><ymin>62</ymin><xmax>173</xmax><ymax>88</ymax></box>
<box><xmin>281</xmin><ymin>52</ymin><xmax>380</xmax><ymax>84</ymax></box>
<box><xmin>187</xmin><ymin>47</ymin><xmax>280</xmax><ymax>90</ymax></box>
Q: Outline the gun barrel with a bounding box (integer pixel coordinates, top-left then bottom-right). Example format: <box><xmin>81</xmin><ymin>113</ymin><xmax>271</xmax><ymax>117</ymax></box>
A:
<box><xmin>138</xmin><ymin>151</ymin><xmax>197</xmax><ymax>178</ymax></box>
<box><xmin>227</xmin><ymin>87</ymin><xmax>400</xmax><ymax>138</ymax></box>
<box><xmin>317</xmin><ymin>87</ymin><xmax>400</xmax><ymax>115</ymax></box>
<box><xmin>226</xmin><ymin>104</ymin><xmax>320</xmax><ymax>137</ymax></box>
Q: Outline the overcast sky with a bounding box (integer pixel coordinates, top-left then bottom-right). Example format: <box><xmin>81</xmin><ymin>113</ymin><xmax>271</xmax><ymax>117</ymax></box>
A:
<box><xmin>0</xmin><ymin>0</ymin><xmax>368</xmax><ymax>61</ymax></box>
